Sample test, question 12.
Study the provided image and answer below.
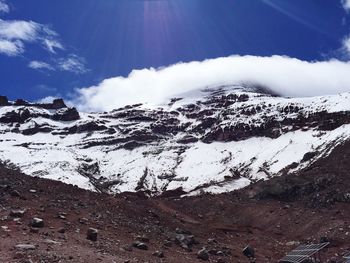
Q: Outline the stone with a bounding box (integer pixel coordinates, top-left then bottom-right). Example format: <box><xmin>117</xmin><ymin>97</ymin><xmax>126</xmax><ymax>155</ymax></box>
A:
<box><xmin>242</xmin><ymin>245</ymin><xmax>255</xmax><ymax>259</ymax></box>
<box><xmin>15</xmin><ymin>244</ymin><xmax>36</xmax><ymax>251</ymax></box>
<box><xmin>285</xmin><ymin>241</ymin><xmax>300</xmax><ymax>246</ymax></box>
<box><xmin>175</xmin><ymin>233</ymin><xmax>196</xmax><ymax>250</ymax></box>
<box><xmin>79</xmin><ymin>217</ymin><xmax>89</xmax><ymax>224</ymax></box>
<box><xmin>87</xmin><ymin>228</ymin><xmax>98</xmax><ymax>241</ymax></box>
<box><xmin>29</xmin><ymin>218</ymin><xmax>44</xmax><ymax>228</ymax></box>
<box><xmin>197</xmin><ymin>248</ymin><xmax>209</xmax><ymax>261</ymax></box>
<box><xmin>152</xmin><ymin>251</ymin><xmax>164</xmax><ymax>258</ymax></box>
<box><xmin>207</xmin><ymin>238</ymin><xmax>218</xmax><ymax>244</ymax></box>
<box><xmin>10</xmin><ymin>209</ymin><xmax>26</xmax><ymax>218</ymax></box>
<box><xmin>132</xmin><ymin>241</ymin><xmax>148</xmax><ymax>250</ymax></box>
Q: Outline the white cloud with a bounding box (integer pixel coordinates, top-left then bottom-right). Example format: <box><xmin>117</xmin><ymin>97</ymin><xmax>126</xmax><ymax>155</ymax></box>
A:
<box><xmin>43</xmin><ymin>39</ymin><xmax>64</xmax><ymax>53</ymax></box>
<box><xmin>74</xmin><ymin>55</ymin><xmax>350</xmax><ymax>112</ymax></box>
<box><xmin>0</xmin><ymin>0</ymin><xmax>9</xmax><ymax>13</ymax></box>
<box><xmin>343</xmin><ymin>36</ymin><xmax>350</xmax><ymax>53</ymax></box>
<box><xmin>342</xmin><ymin>0</ymin><xmax>350</xmax><ymax>11</ymax></box>
<box><xmin>36</xmin><ymin>96</ymin><xmax>59</xmax><ymax>104</ymax></box>
<box><xmin>0</xmin><ymin>19</ymin><xmax>39</xmax><ymax>41</ymax></box>
<box><xmin>28</xmin><ymin>60</ymin><xmax>54</xmax><ymax>70</ymax></box>
<box><xmin>28</xmin><ymin>55</ymin><xmax>87</xmax><ymax>74</ymax></box>
<box><xmin>0</xmin><ymin>18</ymin><xmax>65</xmax><ymax>57</ymax></box>
<box><xmin>58</xmin><ymin>55</ymin><xmax>87</xmax><ymax>74</ymax></box>
<box><xmin>0</xmin><ymin>39</ymin><xmax>23</xmax><ymax>56</ymax></box>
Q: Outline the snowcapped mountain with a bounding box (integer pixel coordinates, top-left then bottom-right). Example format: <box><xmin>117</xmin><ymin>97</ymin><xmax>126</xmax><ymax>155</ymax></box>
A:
<box><xmin>1</xmin><ymin>86</ymin><xmax>350</xmax><ymax>196</ymax></box>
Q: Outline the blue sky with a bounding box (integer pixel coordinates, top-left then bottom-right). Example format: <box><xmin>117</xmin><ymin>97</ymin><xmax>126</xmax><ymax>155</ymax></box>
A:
<box><xmin>1</xmin><ymin>0</ymin><xmax>350</xmax><ymax>109</ymax></box>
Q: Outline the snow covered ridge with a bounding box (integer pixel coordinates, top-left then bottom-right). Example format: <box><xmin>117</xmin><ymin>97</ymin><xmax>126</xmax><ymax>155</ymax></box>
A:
<box><xmin>1</xmin><ymin>87</ymin><xmax>350</xmax><ymax>196</ymax></box>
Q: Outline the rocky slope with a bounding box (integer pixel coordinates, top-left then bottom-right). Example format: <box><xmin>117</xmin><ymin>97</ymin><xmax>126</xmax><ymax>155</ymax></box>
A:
<box><xmin>1</xmin><ymin>86</ymin><xmax>350</xmax><ymax>195</ymax></box>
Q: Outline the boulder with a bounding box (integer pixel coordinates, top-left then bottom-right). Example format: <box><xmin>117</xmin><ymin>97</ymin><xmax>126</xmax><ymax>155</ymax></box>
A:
<box><xmin>197</xmin><ymin>248</ymin><xmax>209</xmax><ymax>261</ymax></box>
<box><xmin>87</xmin><ymin>228</ymin><xmax>98</xmax><ymax>241</ymax></box>
<box><xmin>152</xmin><ymin>251</ymin><xmax>164</xmax><ymax>258</ymax></box>
<box><xmin>242</xmin><ymin>245</ymin><xmax>255</xmax><ymax>259</ymax></box>
<box><xmin>175</xmin><ymin>233</ymin><xmax>196</xmax><ymax>250</ymax></box>
<box><xmin>132</xmin><ymin>241</ymin><xmax>148</xmax><ymax>250</ymax></box>
<box><xmin>29</xmin><ymin>218</ymin><xmax>44</xmax><ymax>228</ymax></box>
<box><xmin>9</xmin><ymin>209</ymin><xmax>26</xmax><ymax>218</ymax></box>
<box><xmin>15</xmin><ymin>244</ymin><xmax>36</xmax><ymax>251</ymax></box>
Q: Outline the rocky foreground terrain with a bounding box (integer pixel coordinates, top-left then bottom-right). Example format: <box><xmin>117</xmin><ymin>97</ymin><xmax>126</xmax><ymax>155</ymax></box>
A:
<box><xmin>1</xmin><ymin>139</ymin><xmax>350</xmax><ymax>263</ymax></box>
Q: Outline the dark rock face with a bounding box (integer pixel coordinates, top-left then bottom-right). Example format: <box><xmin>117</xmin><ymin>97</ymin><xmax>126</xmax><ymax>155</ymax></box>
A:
<box><xmin>52</xmin><ymin>99</ymin><xmax>67</xmax><ymax>109</ymax></box>
<box><xmin>14</xmin><ymin>99</ymin><xmax>29</xmax><ymax>106</ymax></box>
<box><xmin>0</xmin><ymin>109</ymin><xmax>31</xmax><ymax>123</ymax></box>
<box><xmin>0</xmin><ymin>96</ymin><xmax>9</xmax><ymax>106</ymax></box>
<box><xmin>1</xmin><ymin>89</ymin><xmax>350</xmax><ymax>151</ymax></box>
<box><xmin>38</xmin><ymin>98</ymin><xmax>67</xmax><ymax>110</ymax></box>
<box><xmin>52</xmin><ymin>108</ymin><xmax>80</xmax><ymax>121</ymax></box>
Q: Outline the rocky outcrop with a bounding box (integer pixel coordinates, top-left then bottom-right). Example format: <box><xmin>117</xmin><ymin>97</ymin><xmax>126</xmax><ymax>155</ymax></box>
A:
<box><xmin>52</xmin><ymin>108</ymin><xmax>80</xmax><ymax>121</ymax></box>
<box><xmin>0</xmin><ymin>96</ymin><xmax>9</xmax><ymax>106</ymax></box>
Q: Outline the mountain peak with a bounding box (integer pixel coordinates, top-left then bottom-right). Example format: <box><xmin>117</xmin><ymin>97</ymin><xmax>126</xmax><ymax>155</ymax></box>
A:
<box><xmin>0</xmin><ymin>91</ymin><xmax>350</xmax><ymax>196</ymax></box>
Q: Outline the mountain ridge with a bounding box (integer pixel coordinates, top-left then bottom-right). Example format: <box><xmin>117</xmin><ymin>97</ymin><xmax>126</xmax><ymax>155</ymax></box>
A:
<box><xmin>1</xmin><ymin>86</ymin><xmax>350</xmax><ymax>196</ymax></box>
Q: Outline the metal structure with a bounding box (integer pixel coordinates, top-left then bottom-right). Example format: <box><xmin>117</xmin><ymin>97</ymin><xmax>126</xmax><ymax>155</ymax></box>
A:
<box><xmin>279</xmin><ymin>242</ymin><xmax>329</xmax><ymax>263</ymax></box>
<box><xmin>343</xmin><ymin>251</ymin><xmax>350</xmax><ymax>263</ymax></box>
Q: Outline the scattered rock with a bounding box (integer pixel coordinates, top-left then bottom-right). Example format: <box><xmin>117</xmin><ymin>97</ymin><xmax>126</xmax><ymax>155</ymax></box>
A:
<box><xmin>86</xmin><ymin>228</ymin><xmax>98</xmax><ymax>241</ymax></box>
<box><xmin>29</xmin><ymin>218</ymin><xmax>44</xmax><ymax>228</ymax></box>
<box><xmin>15</xmin><ymin>244</ymin><xmax>36</xmax><ymax>251</ymax></box>
<box><xmin>10</xmin><ymin>209</ymin><xmax>26</xmax><ymax>218</ymax></box>
<box><xmin>207</xmin><ymin>238</ymin><xmax>218</xmax><ymax>244</ymax></box>
<box><xmin>152</xmin><ymin>251</ymin><xmax>164</xmax><ymax>258</ymax></box>
<box><xmin>58</xmin><ymin>212</ymin><xmax>67</xmax><ymax>220</ymax></box>
<box><xmin>175</xmin><ymin>233</ymin><xmax>196</xmax><ymax>250</ymax></box>
<box><xmin>175</xmin><ymin>228</ymin><xmax>192</xmax><ymax>235</ymax></box>
<box><xmin>132</xmin><ymin>241</ymin><xmax>148</xmax><ymax>250</ymax></box>
<box><xmin>79</xmin><ymin>217</ymin><xmax>89</xmax><ymax>224</ymax></box>
<box><xmin>285</xmin><ymin>241</ymin><xmax>300</xmax><ymax>246</ymax></box>
<box><xmin>197</xmin><ymin>248</ymin><xmax>209</xmax><ymax>261</ymax></box>
<box><xmin>242</xmin><ymin>245</ymin><xmax>255</xmax><ymax>259</ymax></box>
